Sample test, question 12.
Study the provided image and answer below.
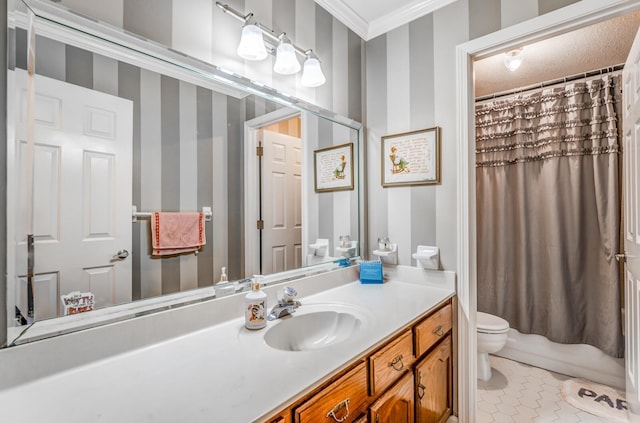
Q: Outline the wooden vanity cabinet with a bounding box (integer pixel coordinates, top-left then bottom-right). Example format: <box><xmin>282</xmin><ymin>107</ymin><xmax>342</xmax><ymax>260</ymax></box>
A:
<box><xmin>415</xmin><ymin>335</ymin><xmax>453</xmax><ymax>423</ymax></box>
<box><xmin>263</xmin><ymin>298</ymin><xmax>454</xmax><ymax>423</ymax></box>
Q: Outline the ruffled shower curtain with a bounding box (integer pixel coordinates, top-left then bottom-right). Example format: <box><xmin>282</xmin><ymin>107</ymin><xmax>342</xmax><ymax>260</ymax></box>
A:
<box><xmin>475</xmin><ymin>75</ymin><xmax>624</xmax><ymax>358</ymax></box>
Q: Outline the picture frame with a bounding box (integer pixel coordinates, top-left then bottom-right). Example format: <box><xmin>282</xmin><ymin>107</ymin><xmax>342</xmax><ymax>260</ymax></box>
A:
<box><xmin>314</xmin><ymin>142</ymin><xmax>354</xmax><ymax>192</ymax></box>
<box><xmin>381</xmin><ymin>126</ymin><xmax>441</xmax><ymax>187</ymax></box>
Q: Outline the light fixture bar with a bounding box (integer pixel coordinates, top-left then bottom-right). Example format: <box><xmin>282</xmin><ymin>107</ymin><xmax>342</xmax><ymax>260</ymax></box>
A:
<box><xmin>215</xmin><ymin>2</ymin><xmax>249</xmax><ymax>23</ymax></box>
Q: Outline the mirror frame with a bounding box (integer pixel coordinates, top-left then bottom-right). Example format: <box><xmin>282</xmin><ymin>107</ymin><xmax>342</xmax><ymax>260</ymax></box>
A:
<box><xmin>3</xmin><ymin>0</ymin><xmax>366</xmax><ymax>346</ymax></box>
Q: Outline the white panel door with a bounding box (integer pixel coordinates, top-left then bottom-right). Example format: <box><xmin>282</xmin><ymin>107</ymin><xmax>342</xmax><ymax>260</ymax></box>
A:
<box><xmin>623</xmin><ymin>27</ymin><xmax>640</xmax><ymax>422</ymax></box>
<box><xmin>10</xmin><ymin>69</ymin><xmax>133</xmax><ymax>321</ymax></box>
<box><xmin>261</xmin><ymin>130</ymin><xmax>302</xmax><ymax>274</ymax></box>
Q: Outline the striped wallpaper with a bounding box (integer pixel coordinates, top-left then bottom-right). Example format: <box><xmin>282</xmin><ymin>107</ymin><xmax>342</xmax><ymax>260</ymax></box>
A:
<box><xmin>364</xmin><ymin>0</ymin><xmax>580</xmax><ymax>270</ymax></box>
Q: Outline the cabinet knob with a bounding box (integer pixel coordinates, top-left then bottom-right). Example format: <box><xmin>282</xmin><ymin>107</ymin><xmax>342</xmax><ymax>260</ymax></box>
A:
<box><xmin>326</xmin><ymin>398</ymin><xmax>350</xmax><ymax>422</ymax></box>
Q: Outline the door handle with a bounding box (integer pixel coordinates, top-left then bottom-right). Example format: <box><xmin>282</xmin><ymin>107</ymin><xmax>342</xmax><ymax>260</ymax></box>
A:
<box><xmin>113</xmin><ymin>249</ymin><xmax>129</xmax><ymax>260</ymax></box>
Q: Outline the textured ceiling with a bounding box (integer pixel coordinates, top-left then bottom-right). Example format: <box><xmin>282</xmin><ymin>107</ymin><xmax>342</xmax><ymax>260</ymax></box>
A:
<box><xmin>474</xmin><ymin>12</ymin><xmax>640</xmax><ymax>98</ymax></box>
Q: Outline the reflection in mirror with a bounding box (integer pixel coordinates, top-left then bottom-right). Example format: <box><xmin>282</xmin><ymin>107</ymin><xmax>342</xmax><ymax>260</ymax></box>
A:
<box><xmin>5</xmin><ymin>0</ymin><xmax>361</xmax><ymax>346</ymax></box>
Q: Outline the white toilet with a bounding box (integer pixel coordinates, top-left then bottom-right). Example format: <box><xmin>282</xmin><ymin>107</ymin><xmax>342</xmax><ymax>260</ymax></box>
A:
<box><xmin>477</xmin><ymin>312</ymin><xmax>510</xmax><ymax>381</ymax></box>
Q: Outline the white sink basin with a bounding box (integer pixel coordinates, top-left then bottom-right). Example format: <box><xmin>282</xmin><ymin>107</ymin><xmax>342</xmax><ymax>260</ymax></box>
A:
<box><xmin>263</xmin><ymin>304</ymin><xmax>367</xmax><ymax>351</ymax></box>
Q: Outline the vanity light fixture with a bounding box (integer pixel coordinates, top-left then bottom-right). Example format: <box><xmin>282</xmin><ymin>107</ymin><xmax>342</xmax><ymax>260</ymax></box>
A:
<box><xmin>301</xmin><ymin>51</ymin><xmax>326</xmax><ymax>87</ymax></box>
<box><xmin>237</xmin><ymin>17</ymin><xmax>268</xmax><ymax>61</ymax></box>
<box><xmin>216</xmin><ymin>2</ymin><xmax>326</xmax><ymax>87</ymax></box>
<box><xmin>504</xmin><ymin>48</ymin><xmax>524</xmax><ymax>72</ymax></box>
<box><xmin>273</xmin><ymin>34</ymin><xmax>301</xmax><ymax>75</ymax></box>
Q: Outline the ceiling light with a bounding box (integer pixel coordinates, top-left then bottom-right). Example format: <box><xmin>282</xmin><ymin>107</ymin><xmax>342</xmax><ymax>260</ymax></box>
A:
<box><xmin>504</xmin><ymin>48</ymin><xmax>524</xmax><ymax>72</ymax></box>
<box><xmin>237</xmin><ymin>18</ymin><xmax>267</xmax><ymax>61</ymax></box>
<box><xmin>273</xmin><ymin>34</ymin><xmax>301</xmax><ymax>75</ymax></box>
<box><xmin>301</xmin><ymin>51</ymin><xmax>326</xmax><ymax>88</ymax></box>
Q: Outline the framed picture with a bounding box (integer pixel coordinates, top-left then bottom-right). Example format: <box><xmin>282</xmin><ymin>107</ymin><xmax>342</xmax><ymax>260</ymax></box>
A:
<box><xmin>314</xmin><ymin>142</ymin><xmax>354</xmax><ymax>192</ymax></box>
<box><xmin>381</xmin><ymin>126</ymin><xmax>441</xmax><ymax>187</ymax></box>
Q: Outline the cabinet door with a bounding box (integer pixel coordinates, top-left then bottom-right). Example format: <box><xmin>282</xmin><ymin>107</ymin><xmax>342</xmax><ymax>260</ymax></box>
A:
<box><xmin>369</xmin><ymin>372</ymin><xmax>414</xmax><ymax>423</ymax></box>
<box><xmin>415</xmin><ymin>335</ymin><xmax>452</xmax><ymax>423</ymax></box>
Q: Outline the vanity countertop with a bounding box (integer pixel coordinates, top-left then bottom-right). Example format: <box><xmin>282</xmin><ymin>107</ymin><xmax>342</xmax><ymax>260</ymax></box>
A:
<box><xmin>0</xmin><ymin>266</ymin><xmax>455</xmax><ymax>422</ymax></box>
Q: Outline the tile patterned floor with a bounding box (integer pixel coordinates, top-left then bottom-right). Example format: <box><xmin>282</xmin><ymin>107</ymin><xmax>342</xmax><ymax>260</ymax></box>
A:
<box><xmin>477</xmin><ymin>355</ymin><xmax>613</xmax><ymax>422</ymax></box>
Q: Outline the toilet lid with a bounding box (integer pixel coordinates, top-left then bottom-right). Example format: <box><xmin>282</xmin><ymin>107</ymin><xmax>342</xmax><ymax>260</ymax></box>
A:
<box><xmin>477</xmin><ymin>312</ymin><xmax>509</xmax><ymax>333</ymax></box>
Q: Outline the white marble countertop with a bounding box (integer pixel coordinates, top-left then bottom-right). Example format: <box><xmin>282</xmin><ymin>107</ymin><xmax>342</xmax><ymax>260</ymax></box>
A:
<box><xmin>0</xmin><ymin>266</ymin><xmax>454</xmax><ymax>422</ymax></box>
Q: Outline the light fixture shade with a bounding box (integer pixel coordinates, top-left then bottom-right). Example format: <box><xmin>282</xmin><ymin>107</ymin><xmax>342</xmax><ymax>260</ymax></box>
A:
<box><xmin>504</xmin><ymin>48</ymin><xmax>524</xmax><ymax>72</ymax></box>
<box><xmin>301</xmin><ymin>53</ymin><xmax>326</xmax><ymax>87</ymax></box>
<box><xmin>274</xmin><ymin>35</ymin><xmax>301</xmax><ymax>75</ymax></box>
<box><xmin>237</xmin><ymin>23</ymin><xmax>268</xmax><ymax>61</ymax></box>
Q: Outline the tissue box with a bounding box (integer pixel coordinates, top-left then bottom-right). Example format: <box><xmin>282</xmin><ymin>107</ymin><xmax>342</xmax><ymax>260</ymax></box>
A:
<box><xmin>359</xmin><ymin>260</ymin><xmax>383</xmax><ymax>284</ymax></box>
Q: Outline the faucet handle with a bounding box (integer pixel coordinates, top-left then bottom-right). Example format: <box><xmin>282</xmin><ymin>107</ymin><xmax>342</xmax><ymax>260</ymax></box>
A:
<box><xmin>282</xmin><ymin>286</ymin><xmax>297</xmax><ymax>303</ymax></box>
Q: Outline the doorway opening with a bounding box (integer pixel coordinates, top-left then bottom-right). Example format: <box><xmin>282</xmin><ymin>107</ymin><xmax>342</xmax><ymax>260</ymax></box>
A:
<box><xmin>258</xmin><ymin>117</ymin><xmax>302</xmax><ymax>275</ymax></box>
<box><xmin>474</xmin><ymin>7</ymin><xmax>637</xmax><ymax>376</ymax></box>
<box><xmin>244</xmin><ymin>109</ymin><xmax>303</xmax><ymax>277</ymax></box>
<box><xmin>472</xmin><ymin>12</ymin><xmax>640</xmax><ymax>422</ymax></box>
<box><xmin>455</xmin><ymin>1</ymin><xmax>640</xmax><ymax>421</ymax></box>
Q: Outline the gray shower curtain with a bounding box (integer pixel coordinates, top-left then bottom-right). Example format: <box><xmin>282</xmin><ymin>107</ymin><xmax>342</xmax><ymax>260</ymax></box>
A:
<box><xmin>475</xmin><ymin>75</ymin><xmax>624</xmax><ymax>358</ymax></box>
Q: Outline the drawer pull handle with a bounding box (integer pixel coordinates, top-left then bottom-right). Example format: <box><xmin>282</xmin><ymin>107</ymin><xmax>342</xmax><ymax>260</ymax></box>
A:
<box><xmin>389</xmin><ymin>354</ymin><xmax>404</xmax><ymax>371</ymax></box>
<box><xmin>326</xmin><ymin>398</ymin><xmax>350</xmax><ymax>422</ymax></box>
<box><xmin>433</xmin><ymin>325</ymin><xmax>444</xmax><ymax>337</ymax></box>
<box><xmin>417</xmin><ymin>372</ymin><xmax>426</xmax><ymax>401</ymax></box>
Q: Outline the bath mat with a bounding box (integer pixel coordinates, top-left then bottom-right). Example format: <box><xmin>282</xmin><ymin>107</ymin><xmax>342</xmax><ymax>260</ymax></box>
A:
<box><xmin>561</xmin><ymin>378</ymin><xmax>629</xmax><ymax>422</ymax></box>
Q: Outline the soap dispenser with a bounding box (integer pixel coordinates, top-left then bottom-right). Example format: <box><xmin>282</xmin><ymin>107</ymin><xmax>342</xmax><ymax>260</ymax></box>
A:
<box><xmin>244</xmin><ymin>275</ymin><xmax>267</xmax><ymax>330</ymax></box>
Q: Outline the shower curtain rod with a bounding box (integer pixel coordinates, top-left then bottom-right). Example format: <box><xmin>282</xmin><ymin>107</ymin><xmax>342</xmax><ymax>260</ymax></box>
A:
<box><xmin>475</xmin><ymin>63</ymin><xmax>624</xmax><ymax>103</ymax></box>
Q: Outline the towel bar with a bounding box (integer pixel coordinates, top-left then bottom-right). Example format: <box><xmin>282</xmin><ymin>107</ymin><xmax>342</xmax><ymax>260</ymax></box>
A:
<box><xmin>131</xmin><ymin>206</ymin><xmax>212</xmax><ymax>222</ymax></box>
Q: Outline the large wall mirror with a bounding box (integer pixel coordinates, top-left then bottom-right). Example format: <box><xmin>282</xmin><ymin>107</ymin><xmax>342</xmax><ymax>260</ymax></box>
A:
<box><xmin>5</xmin><ymin>0</ymin><xmax>363</xmax><ymax>346</ymax></box>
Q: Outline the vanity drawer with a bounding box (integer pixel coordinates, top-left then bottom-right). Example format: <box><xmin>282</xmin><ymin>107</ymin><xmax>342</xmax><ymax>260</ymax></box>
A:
<box><xmin>294</xmin><ymin>361</ymin><xmax>368</xmax><ymax>423</ymax></box>
<box><xmin>368</xmin><ymin>329</ymin><xmax>415</xmax><ymax>396</ymax></box>
<box><xmin>414</xmin><ymin>302</ymin><xmax>452</xmax><ymax>357</ymax></box>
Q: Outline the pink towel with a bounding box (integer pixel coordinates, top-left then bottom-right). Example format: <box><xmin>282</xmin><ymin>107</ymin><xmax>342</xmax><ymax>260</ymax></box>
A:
<box><xmin>150</xmin><ymin>212</ymin><xmax>206</xmax><ymax>256</ymax></box>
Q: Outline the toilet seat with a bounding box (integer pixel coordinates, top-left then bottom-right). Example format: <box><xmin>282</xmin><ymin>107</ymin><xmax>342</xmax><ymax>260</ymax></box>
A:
<box><xmin>477</xmin><ymin>312</ymin><xmax>509</xmax><ymax>334</ymax></box>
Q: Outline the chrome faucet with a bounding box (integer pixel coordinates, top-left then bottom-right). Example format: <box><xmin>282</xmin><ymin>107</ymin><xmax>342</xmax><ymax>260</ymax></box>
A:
<box><xmin>267</xmin><ymin>286</ymin><xmax>301</xmax><ymax>320</ymax></box>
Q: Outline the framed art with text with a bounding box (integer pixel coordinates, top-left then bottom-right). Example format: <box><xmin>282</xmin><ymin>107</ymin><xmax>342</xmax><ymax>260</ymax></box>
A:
<box><xmin>314</xmin><ymin>142</ymin><xmax>354</xmax><ymax>192</ymax></box>
<box><xmin>381</xmin><ymin>127</ymin><xmax>441</xmax><ymax>187</ymax></box>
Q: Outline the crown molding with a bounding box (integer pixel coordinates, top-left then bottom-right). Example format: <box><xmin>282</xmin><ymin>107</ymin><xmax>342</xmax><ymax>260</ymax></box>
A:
<box><xmin>316</xmin><ymin>0</ymin><xmax>458</xmax><ymax>41</ymax></box>
<box><xmin>314</xmin><ymin>0</ymin><xmax>369</xmax><ymax>40</ymax></box>
<box><xmin>367</xmin><ymin>0</ymin><xmax>457</xmax><ymax>39</ymax></box>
